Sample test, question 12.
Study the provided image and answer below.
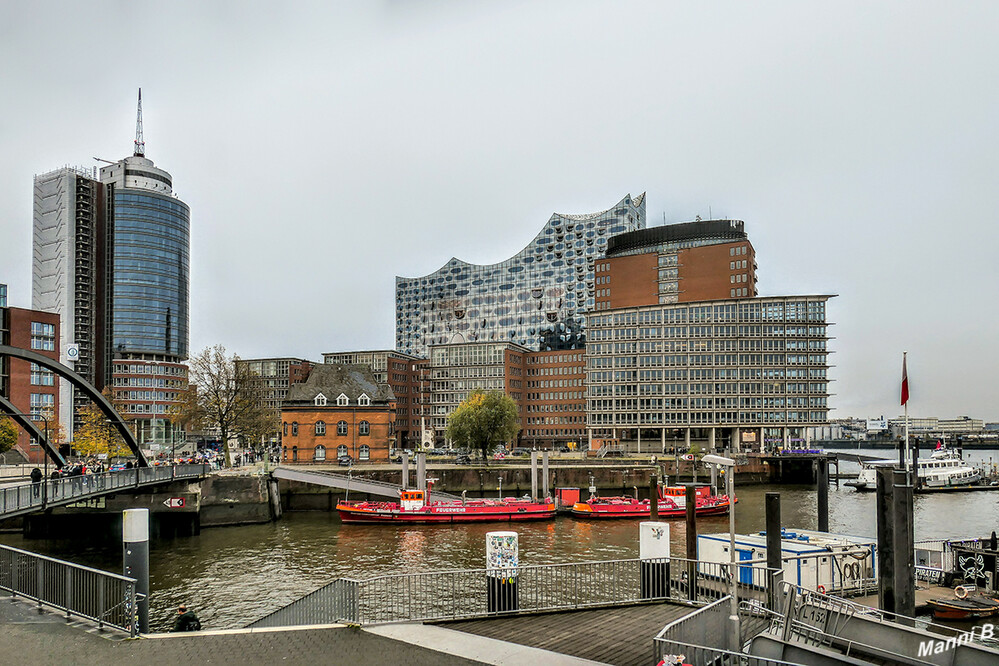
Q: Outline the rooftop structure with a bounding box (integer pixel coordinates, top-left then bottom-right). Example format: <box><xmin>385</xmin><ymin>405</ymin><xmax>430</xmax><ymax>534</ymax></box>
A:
<box><xmin>395</xmin><ymin>193</ymin><xmax>646</xmax><ymax>357</ymax></box>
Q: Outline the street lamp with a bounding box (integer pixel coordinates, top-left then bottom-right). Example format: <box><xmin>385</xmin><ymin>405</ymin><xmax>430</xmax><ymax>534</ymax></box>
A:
<box><xmin>703</xmin><ymin>453</ymin><xmax>739</xmax><ymax>651</ymax></box>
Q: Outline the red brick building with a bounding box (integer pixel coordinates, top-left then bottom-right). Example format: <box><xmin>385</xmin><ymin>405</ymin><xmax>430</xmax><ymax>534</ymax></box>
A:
<box><xmin>0</xmin><ymin>297</ymin><xmax>61</xmax><ymax>463</ymax></box>
<box><xmin>322</xmin><ymin>350</ymin><xmax>428</xmax><ymax>450</ymax></box>
<box><xmin>594</xmin><ymin>219</ymin><xmax>757</xmax><ymax>311</ymax></box>
<box><xmin>523</xmin><ymin>349</ymin><xmax>586</xmax><ymax>448</ymax></box>
<box><xmin>281</xmin><ymin>363</ymin><xmax>396</xmax><ymax>463</ymax></box>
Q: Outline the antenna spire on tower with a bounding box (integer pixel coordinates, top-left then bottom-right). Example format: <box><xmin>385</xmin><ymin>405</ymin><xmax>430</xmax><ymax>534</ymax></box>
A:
<box><xmin>133</xmin><ymin>88</ymin><xmax>145</xmax><ymax>157</ymax></box>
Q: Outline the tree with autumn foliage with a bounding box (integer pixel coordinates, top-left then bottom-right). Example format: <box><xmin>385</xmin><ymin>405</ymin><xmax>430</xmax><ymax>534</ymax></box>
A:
<box><xmin>73</xmin><ymin>388</ymin><xmax>132</xmax><ymax>459</ymax></box>
<box><xmin>446</xmin><ymin>389</ymin><xmax>520</xmax><ymax>461</ymax></box>
<box><xmin>176</xmin><ymin>344</ymin><xmax>277</xmax><ymax>467</ymax></box>
<box><xmin>0</xmin><ymin>416</ymin><xmax>17</xmax><ymax>461</ymax></box>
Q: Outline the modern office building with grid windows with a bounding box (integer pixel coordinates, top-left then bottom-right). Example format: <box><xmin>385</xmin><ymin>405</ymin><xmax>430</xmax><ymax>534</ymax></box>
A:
<box><xmin>585</xmin><ymin>295</ymin><xmax>833</xmax><ymax>452</ymax></box>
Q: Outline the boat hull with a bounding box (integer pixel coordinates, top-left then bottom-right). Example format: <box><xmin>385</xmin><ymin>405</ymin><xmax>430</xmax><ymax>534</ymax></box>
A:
<box><xmin>570</xmin><ymin>499</ymin><xmax>733</xmax><ymax>520</ymax></box>
<box><xmin>926</xmin><ymin>597</ymin><xmax>999</xmax><ymax>620</ymax></box>
<box><xmin>337</xmin><ymin>502</ymin><xmax>557</xmax><ymax>524</ymax></box>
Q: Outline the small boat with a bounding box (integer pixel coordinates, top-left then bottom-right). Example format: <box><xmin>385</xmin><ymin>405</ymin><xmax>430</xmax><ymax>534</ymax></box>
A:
<box><xmin>570</xmin><ymin>483</ymin><xmax>734</xmax><ymax>519</ymax></box>
<box><xmin>926</xmin><ymin>586</ymin><xmax>999</xmax><ymax>620</ymax></box>
<box><xmin>337</xmin><ymin>482</ymin><xmax>556</xmax><ymax>524</ymax></box>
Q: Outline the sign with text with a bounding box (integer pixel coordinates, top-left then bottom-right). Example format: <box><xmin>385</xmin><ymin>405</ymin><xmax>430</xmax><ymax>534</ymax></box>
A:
<box><xmin>162</xmin><ymin>497</ymin><xmax>186</xmax><ymax>509</ymax></box>
<box><xmin>867</xmin><ymin>418</ymin><xmax>888</xmax><ymax>431</ymax></box>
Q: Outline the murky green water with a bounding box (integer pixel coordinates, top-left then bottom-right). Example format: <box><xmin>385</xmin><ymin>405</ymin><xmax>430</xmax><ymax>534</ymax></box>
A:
<box><xmin>3</xmin><ymin>450</ymin><xmax>997</xmax><ymax>631</ymax></box>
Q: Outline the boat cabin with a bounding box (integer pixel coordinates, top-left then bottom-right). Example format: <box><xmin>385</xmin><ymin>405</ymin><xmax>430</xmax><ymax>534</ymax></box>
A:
<box><xmin>399</xmin><ymin>490</ymin><xmax>426</xmax><ymax>511</ymax></box>
<box><xmin>660</xmin><ymin>485</ymin><xmax>712</xmax><ymax>500</ymax></box>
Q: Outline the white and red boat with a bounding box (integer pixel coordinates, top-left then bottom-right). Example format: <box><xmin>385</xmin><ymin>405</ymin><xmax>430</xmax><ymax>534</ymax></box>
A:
<box><xmin>570</xmin><ymin>483</ymin><xmax>734</xmax><ymax>519</ymax></box>
<box><xmin>337</xmin><ymin>483</ymin><xmax>556</xmax><ymax>524</ymax></box>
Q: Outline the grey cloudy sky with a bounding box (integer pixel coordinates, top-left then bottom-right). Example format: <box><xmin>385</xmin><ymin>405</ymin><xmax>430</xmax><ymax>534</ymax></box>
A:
<box><xmin>2</xmin><ymin>1</ymin><xmax>997</xmax><ymax>421</ymax></box>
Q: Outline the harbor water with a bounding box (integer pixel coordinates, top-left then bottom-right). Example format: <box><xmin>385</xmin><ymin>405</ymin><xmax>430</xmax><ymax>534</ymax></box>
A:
<box><xmin>2</xmin><ymin>449</ymin><xmax>998</xmax><ymax>632</ymax></box>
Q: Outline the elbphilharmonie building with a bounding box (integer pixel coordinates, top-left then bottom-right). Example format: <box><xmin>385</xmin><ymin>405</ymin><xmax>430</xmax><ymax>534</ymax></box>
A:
<box><xmin>395</xmin><ymin>193</ymin><xmax>646</xmax><ymax>357</ymax></box>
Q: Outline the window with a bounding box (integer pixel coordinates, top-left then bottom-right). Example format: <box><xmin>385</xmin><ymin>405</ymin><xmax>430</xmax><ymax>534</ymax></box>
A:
<box><xmin>358</xmin><ymin>393</ymin><xmax>370</xmax><ymax>406</ymax></box>
<box><xmin>336</xmin><ymin>393</ymin><xmax>349</xmax><ymax>406</ymax></box>
<box><xmin>337</xmin><ymin>444</ymin><xmax>348</xmax><ymax>458</ymax></box>
<box><xmin>315</xmin><ymin>420</ymin><xmax>326</xmax><ymax>436</ymax></box>
<box><xmin>292</xmin><ymin>446</ymin><xmax>298</xmax><ymax>462</ymax></box>
<box><xmin>283</xmin><ymin>422</ymin><xmax>288</xmax><ymax>436</ymax></box>
<box><xmin>314</xmin><ymin>393</ymin><xmax>327</xmax><ymax>406</ymax></box>
<box><xmin>29</xmin><ymin>393</ymin><xmax>54</xmax><ymax>418</ymax></box>
<box><xmin>292</xmin><ymin>422</ymin><xmax>299</xmax><ymax>436</ymax></box>
<box><xmin>30</xmin><ymin>322</ymin><xmax>55</xmax><ymax>351</ymax></box>
<box><xmin>30</xmin><ymin>364</ymin><xmax>54</xmax><ymax>386</ymax></box>
<box><xmin>359</xmin><ymin>445</ymin><xmax>370</xmax><ymax>461</ymax></box>
<box><xmin>314</xmin><ymin>445</ymin><xmax>326</xmax><ymax>461</ymax></box>
<box><xmin>359</xmin><ymin>420</ymin><xmax>370</xmax><ymax>436</ymax></box>
<box><xmin>337</xmin><ymin>420</ymin><xmax>348</xmax><ymax>436</ymax></box>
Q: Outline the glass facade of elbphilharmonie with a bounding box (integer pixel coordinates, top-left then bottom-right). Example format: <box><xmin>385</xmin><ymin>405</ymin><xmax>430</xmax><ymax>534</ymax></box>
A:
<box><xmin>395</xmin><ymin>193</ymin><xmax>646</xmax><ymax>358</ymax></box>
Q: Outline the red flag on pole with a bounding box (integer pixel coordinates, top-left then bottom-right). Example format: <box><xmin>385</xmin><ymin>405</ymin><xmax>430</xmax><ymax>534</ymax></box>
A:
<box><xmin>900</xmin><ymin>354</ymin><xmax>909</xmax><ymax>406</ymax></box>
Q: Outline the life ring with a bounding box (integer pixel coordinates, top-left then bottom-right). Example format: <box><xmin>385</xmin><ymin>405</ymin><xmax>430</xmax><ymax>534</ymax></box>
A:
<box><xmin>816</xmin><ymin>585</ymin><xmax>826</xmax><ymax>594</ymax></box>
<box><xmin>955</xmin><ymin>586</ymin><xmax>970</xmax><ymax>599</ymax></box>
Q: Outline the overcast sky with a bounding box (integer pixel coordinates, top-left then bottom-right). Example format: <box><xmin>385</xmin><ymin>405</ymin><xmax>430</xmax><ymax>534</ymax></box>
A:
<box><xmin>2</xmin><ymin>2</ymin><xmax>997</xmax><ymax>421</ymax></box>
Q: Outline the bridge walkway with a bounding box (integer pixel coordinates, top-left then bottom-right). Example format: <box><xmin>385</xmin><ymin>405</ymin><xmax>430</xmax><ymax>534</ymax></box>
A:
<box><xmin>272</xmin><ymin>466</ymin><xmax>461</xmax><ymax>502</ymax></box>
<box><xmin>0</xmin><ymin>464</ymin><xmax>210</xmax><ymax>520</ymax></box>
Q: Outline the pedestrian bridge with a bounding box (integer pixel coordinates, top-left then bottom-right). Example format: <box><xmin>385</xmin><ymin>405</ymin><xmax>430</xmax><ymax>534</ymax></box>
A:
<box><xmin>271</xmin><ymin>466</ymin><xmax>461</xmax><ymax>502</ymax></box>
<box><xmin>0</xmin><ymin>464</ymin><xmax>210</xmax><ymax>520</ymax></box>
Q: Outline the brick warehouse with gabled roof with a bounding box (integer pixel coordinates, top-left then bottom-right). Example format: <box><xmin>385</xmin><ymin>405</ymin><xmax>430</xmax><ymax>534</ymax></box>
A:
<box><xmin>280</xmin><ymin>363</ymin><xmax>396</xmax><ymax>464</ymax></box>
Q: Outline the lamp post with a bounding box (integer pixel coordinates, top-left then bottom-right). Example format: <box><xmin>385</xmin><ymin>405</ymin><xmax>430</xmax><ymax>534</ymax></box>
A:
<box><xmin>703</xmin><ymin>453</ymin><xmax>739</xmax><ymax>651</ymax></box>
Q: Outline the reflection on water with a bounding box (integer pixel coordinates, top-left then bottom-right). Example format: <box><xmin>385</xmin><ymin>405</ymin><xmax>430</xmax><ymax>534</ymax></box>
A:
<box><xmin>2</xmin><ymin>460</ymin><xmax>998</xmax><ymax>631</ymax></box>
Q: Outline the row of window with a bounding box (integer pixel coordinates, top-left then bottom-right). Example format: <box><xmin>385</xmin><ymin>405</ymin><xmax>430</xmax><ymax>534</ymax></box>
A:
<box><xmin>314</xmin><ymin>393</ymin><xmax>370</xmax><ymax>407</ymax></box>
<box><xmin>284</xmin><ymin>420</ymin><xmax>373</xmax><ymax>436</ymax></box>
<box><xmin>287</xmin><ymin>444</ymin><xmax>370</xmax><ymax>462</ymax></box>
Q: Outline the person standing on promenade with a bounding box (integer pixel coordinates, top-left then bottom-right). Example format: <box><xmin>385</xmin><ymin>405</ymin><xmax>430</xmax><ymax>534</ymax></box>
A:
<box><xmin>30</xmin><ymin>467</ymin><xmax>42</xmax><ymax>497</ymax></box>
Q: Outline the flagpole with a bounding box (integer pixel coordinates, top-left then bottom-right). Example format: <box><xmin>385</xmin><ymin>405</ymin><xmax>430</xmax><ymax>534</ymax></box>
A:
<box><xmin>903</xmin><ymin>351</ymin><xmax>909</xmax><ymax>469</ymax></box>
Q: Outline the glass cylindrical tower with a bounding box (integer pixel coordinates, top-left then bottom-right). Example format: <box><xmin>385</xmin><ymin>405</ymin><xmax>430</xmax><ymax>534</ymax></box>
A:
<box><xmin>100</xmin><ymin>156</ymin><xmax>190</xmax><ymax>362</ymax></box>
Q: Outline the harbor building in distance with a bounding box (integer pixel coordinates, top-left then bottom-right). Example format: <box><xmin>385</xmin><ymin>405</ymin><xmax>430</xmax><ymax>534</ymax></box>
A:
<box><xmin>32</xmin><ymin>91</ymin><xmax>190</xmax><ymax>448</ymax></box>
<box><xmin>395</xmin><ymin>194</ymin><xmax>647</xmax><ymax>358</ymax></box>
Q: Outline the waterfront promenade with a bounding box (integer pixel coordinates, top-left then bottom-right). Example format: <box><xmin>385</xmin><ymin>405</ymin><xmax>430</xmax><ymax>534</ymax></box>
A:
<box><xmin>0</xmin><ymin>591</ymin><xmax>605</xmax><ymax>666</ymax></box>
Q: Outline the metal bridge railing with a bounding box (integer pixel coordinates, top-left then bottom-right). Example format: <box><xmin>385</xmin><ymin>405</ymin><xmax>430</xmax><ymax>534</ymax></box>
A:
<box><xmin>248</xmin><ymin>556</ymin><xmax>778</xmax><ymax>628</ymax></box>
<box><xmin>0</xmin><ymin>463</ymin><xmax>209</xmax><ymax>518</ymax></box>
<box><xmin>0</xmin><ymin>544</ymin><xmax>138</xmax><ymax>636</ymax></box>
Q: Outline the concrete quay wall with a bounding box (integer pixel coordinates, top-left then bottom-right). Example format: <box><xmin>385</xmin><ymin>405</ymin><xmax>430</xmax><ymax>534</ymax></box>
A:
<box><xmin>278</xmin><ymin>460</ymin><xmax>772</xmax><ymax>511</ymax></box>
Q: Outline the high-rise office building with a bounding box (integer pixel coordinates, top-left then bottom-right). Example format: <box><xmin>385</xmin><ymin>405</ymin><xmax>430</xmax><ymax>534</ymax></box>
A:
<box><xmin>395</xmin><ymin>194</ymin><xmax>646</xmax><ymax>357</ymax></box>
<box><xmin>32</xmin><ymin>91</ymin><xmax>190</xmax><ymax>445</ymax></box>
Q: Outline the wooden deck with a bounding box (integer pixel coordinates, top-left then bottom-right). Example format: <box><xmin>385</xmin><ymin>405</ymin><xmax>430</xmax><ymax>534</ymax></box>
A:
<box><xmin>438</xmin><ymin>602</ymin><xmax>695</xmax><ymax>666</ymax></box>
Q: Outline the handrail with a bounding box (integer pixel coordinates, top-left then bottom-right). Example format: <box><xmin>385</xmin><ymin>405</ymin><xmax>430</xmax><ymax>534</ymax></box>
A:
<box><xmin>0</xmin><ymin>544</ymin><xmax>138</xmax><ymax>636</ymax></box>
<box><xmin>248</xmin><ymin>556</ymin><xmax>781</xmax><ymax>628</ymax></box>
<box><xmin>0</xmin><ymin>463</ymin><xmax>209</xmax><ymax>519</ymax></box>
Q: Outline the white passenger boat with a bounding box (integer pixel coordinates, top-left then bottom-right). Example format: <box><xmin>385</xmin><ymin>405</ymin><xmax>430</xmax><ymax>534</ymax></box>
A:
<box><xmin>845</xmin><ymin>446</ymin><xmax>980</xmax><ymax>491</ymax></box>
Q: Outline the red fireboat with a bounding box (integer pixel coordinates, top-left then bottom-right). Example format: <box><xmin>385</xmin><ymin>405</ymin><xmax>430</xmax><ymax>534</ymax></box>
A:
<box><xmin>570</xmin><ymin>483</ymin><xmax>734</xmax><ymax>519</ymax></box>
<box><xmin>337</xmin><ymin>479</ymin><xmax>556</xmax><ymax>524</ymax></box>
